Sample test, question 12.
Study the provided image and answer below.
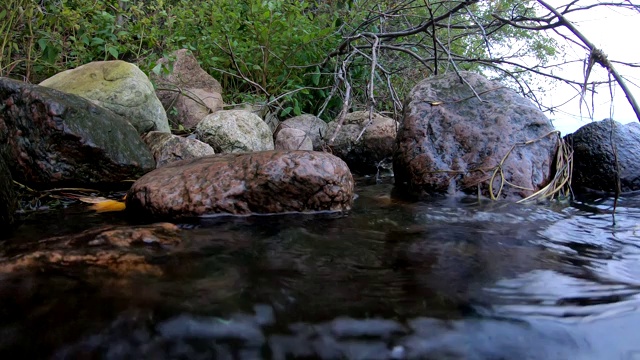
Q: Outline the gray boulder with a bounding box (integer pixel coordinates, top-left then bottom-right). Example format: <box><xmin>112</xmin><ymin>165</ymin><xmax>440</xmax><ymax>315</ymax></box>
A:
<box><xmin>195</xmin><ymin>110</ymin><xmax>274</xmax><ymax>153</ymax></box>
<box><xmin>274</xmin><ymin>128</ymin><xmax>313</xmax><ymax>150</ymax></box>
<box><xmin>0</xmin><ymin>77</ymin><xmax>155</xmax><ymax>188</ymax></box>
<box><xmin>394</xmin><ymin>71</ymin><xmax>557</xmax><ymax>199</ymax></box>
<box><xmin>327</xmin><ymin>111</ymin><xmax>398</xmax><ymax>174</ymax></box>
<box><xmin>143</xmin><ymin>131</ymin><xmax>215</xmax><ymax>168</ymax></box>
<box><xmin>567</xmin><ymin>119</ymin><xmax>640</xmax><ymax>193</ymax></box>
<box><xmin>39</xmin><ymin>60</ymin><xmax>170</xmax><ymax>133</ymax></box>
<box><xmin>275</xmin><ymin>114</ymin><xmax>327</xmax><ymax>150</ymax></box>
<box><xmin>126</xmin><ymin>151</ymin><xmax>354</xmax><ymax>218</ymax></box>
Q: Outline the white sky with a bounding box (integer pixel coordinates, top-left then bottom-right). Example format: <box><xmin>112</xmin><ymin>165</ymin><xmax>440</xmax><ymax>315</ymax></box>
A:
<box><xmin>537</xmin><ymin>1</ymin><xmax>640</xmax><ymax>135</ymax></box>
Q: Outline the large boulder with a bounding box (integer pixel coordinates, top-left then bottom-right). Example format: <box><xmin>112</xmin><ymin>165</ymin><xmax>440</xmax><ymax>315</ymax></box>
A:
<box><xmin>0</xmin><ymin>77</ymin><xmax>155</xmax><ymax>188</ymax></box>
<box><xmin>152</xmin><ymin>49</ymin><xmax>224</xmax><ymax>129</ymax></box>
<box><xmin>326</xmin><ymin>111</ymin><xmax>398</xmax><ymax>174</ymax></box>
<box><xmin>39</xmin><ymin>60</ymin><xmax>170</xmax><ymax>133</ymax></box>
<box><xmin>143</xmin><ymin>131</ymin><xmax>215</xmax><ymax>168</ymax></box>
<box><xmin>126</xmin><ymin>151</ymin><xmax>354</xmax><ymax>219</ymax></box>
<box><xmin>394</xmin><ymin>71</ymin><xmax>557</xmax><ymax>199</ymax></box>
<box><xmin>0</xmin><ymin>155</ymin><xmax>17</xmax><ymax>236</ymax></box>
<box><xmin>275</xmin><ymin>114</ymin><xmax>328</xmax><ymax>150</ymax></box>
<box><xmin>567</xmin><ymin>119</ymin><xmax>640</xmax><ymax>193</ymax></box>
<box><xmin>195</xmin><ymin>110</ymin><xmax>274</xmax><ymax>153</ymax></box>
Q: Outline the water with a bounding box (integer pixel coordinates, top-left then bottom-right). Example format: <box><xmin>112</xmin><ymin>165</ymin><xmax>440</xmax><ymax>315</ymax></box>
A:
<box><xmin>2</xmin><ymin>178</ymin><xmax>640</xmax><ymax>359</ymax></box>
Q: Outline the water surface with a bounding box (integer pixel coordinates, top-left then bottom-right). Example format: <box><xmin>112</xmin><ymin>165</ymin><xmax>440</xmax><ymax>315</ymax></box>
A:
<box><xmin>2</xmin><ymin>178</ymin><xmax>640</xmax><ymax>359</ymax></box>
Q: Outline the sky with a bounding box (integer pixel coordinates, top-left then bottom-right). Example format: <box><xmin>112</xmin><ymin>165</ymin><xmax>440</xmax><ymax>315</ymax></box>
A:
<box><xmin>536</xmin><ymin>1</ymin><xmax>640</xmax><ymax>135</ymax></box>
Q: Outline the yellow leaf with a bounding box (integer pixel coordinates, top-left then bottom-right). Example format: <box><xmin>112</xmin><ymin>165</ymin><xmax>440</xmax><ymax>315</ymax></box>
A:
<box><xmin>78</xmin><ymin>196</ymin><xmax>109</xmax><ymax>204</ymax></box>
<box><xmin>90</xmin><ymin>200</ymin><xmax>126</xmax><ymax>213</ymax></box>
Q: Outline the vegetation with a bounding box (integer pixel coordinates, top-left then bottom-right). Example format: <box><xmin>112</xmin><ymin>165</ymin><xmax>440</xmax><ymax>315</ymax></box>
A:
<box><xmin>1</xmin><ymin>0</ymin><xmax>638</xmax><ymax>122</ymax></box>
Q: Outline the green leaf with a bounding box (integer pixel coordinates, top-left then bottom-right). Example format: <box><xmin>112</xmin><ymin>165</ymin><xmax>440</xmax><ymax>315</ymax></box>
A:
<box><xmin>151</xmin><ymin>63</ymin><xmax>162</xmax><ymax>75</ymax></box>
<box><xmin>281</xmin><ymin>107</ymin><xmax>293</xmax><ymax>117</ymax></box>
<box><xmin>107</xmin><ymin>46</ymin><xmax>119</xmax><ymax>58</ymax></box>
<box><xmin>0</xmin><ymin>10</ymin><xmax>6</xmax><ymax>20</ymax></box>
<box><xmin>37</xmin><ymin>38</ymin><xmax>47</xmax><ymax>51</ymax></box>
<box><xmin>91</xmin><ymin>37</ymin><xmax>105</xmax><ymax>46</ymax></box>
<box><xmin>311</xmin><ymin>66</ymin><xmax>320</xmax><ymax>86</ymax></box>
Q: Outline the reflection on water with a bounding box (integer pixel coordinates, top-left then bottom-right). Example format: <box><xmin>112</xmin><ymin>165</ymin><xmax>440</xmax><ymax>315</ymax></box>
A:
<box><xmin>2</xmin><ymin>178</ymin><xmax>640</xmax><ymax>358</ymax></box>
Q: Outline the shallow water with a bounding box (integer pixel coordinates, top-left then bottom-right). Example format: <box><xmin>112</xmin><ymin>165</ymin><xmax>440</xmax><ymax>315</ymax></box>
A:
<box><xmin>2</xmin><ymin>178</ymin><xmax>640</xmax><ymax>359</ymax></box>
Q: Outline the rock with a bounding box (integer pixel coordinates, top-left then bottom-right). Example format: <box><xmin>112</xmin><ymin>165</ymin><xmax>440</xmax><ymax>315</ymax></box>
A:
<box><xmin>326</xmin><ymin>111</ymin><xmax>398</xmax><ymax>174</ymax></box>
<box><xmin>143</xmin><ymin>131</ymin><xmax>215</xmax><ymax>168</ymax></box>
<box><xmin>274</xmin><ymin>128</ymin><xmax>313</xmax><ymax>150</ymax></box>
<box><xmin>394</xmin><ymin>71</ymin><xmax>557</xmax><ymax>199</ymax></box>
<box><xmin>0</xmin><ymin>77</ymin><xmax>155</xmax><ymax>188</ymax></box>
<box><xmin>275</xmin><ymin>114</ymin><xmax>328</xmax><ymax>150</ymax></box>
<box><xmin>126</xmin><ymin>150</ymin><xmax>354</xmax><ymax>218</ymax></box>
<box><xmin>0</xmin><ymin>155</ymin><xmax>17</xmax><ymax>236</ymax></box>
<box><xmin>39</xmin><ymin>60</ymin><xmax>170</xmax><ymax>133</ymax></box>
<box><xmin>567</xmin><ymin>119</ymin><xmax>640</xmax><ymax>193</ymax></box>
<box><xmin>0</xmin><ymin>223</ymin><xmax>181</xmax><ymax>276</ymax></box>
<box><xmin>152</xmin><ymin>49</ymin><xmax>223</xmax><ymax>129</ymax></box>
<box><xmin>195</xmin><ymin>110</ymin><xmax>274</xmax><ymax>153</ymax></box>
<box><xmin>264</xmin><ymin>110</ymin><xmax>280</xmax><ymax>134</ymax></box>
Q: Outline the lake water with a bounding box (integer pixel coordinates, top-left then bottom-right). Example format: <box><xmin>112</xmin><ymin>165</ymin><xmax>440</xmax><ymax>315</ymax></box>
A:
<box><xmin>1</xmin><ymin>177</ymin><xmax>640</xmax><ymax>359</ymax></box>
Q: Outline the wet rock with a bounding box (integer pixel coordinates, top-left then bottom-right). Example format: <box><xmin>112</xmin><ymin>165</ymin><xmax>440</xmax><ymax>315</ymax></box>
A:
<box><xmin>143</xmin><ymin>131</ymin><xmax>215</xmax><ymax>168</ymax></box>
<box><xmin>0</xmin><ymin>223</ymin><xmax>180</xmax><ymax>276</ymax></box>
<box><xmin>394</xmin><ymin>71</ymin><xmax>557</xmax><ymax>199</ymax></box>
<box><xmin>566</xmin><ymin>119</ymin><xmax>640</xmax><ymax>193</ymax></box>
<box><xmin>0</xmin><ymin>155</ymin><xmax>16</xmax><ymax>236</ymax></box>
<box><xmin>40</xmin><ymin>60</ymin><xmax>170</xmax><ymax>133</ymax></box>
<box><xmin>158</xmin><ymin>315</ymin><xmax>265</xmax><ymax>346</ymax></box>
<box><xmin>275</xmin><ymin>114</ymin><xmax>328</xmax><ymax>150</ymax></box>
<box><xmin>53</xmin><ymin>312</ymin><xmax>583</xmax><ymax>360</ymax></box>
<box><xmin>274</xmin><ymin>127</ymin><xmax>313</xmax><ymax>150</ymax></box>
<box><xmin>126</xmin><ymin>150</ymin><xmax>354</xmax><ymax>218</ymax></box>
<box><xmin>400</xmin><ymin>317</ymin><xmax>578</xmax><ymax>360</ymax></box>
<box><xmin>327</xmin><ymin>111</ymin><xmax>398</xmax><ymax>175</ymax></box>
<box><xmin>330</xmin><ymin>317</ymin><xmax>407</xmax><ymax>339</ymax></box>
<box><xmin>195</xmin><ymin>110</ymin><xmax>274</xmax><ymax>153</ymax></box>
<box><xmin>0</xmin><ymin>77</ymin><xmax>155</xmax><ymax>188</ymax></box>
<box><xmin>152</xmin><ymin>49</ymin><xmax>223</xmax><ymax>129</ymax></box>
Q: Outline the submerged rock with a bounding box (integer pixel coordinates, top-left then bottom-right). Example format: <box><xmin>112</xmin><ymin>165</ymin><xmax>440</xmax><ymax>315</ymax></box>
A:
<box><xmin>126</xmin><ymin>150</ymin><xmax>354</xmax><ymax>218</ymax></box>
<box><xmin>0</xmin><ymin>223</ymin><xmax>181</xmax><ymax>276</ymax></box>
<box><xmin>567</xmin><ymin>119</ymin><xmax>640</xmax><ymax>193</ymax></box>
<box><xmin>394</xmin><ymin>71</ymin><xmax>557</xmax><ymax>199</ymax></box>
<box><xmin>40</xmin><ymin>60</ymin><xmax>170</xmax><ymax>133</ymax></box>
<box><xmin>0</xmin><ymin>77</ymin><xmax>155</xmax><ymax>188</ymax></box>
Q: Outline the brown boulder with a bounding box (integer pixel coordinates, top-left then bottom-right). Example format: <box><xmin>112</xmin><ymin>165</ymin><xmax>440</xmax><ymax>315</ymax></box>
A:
<box><xmin>394</xmin><ymin>71</ymin><xmax>557</xmax><ymax>199</ymax></box>
<box><xmin>152</xmin><ymin>49</ymin><xmax>224</xmax><ymax>129</ymax></box>
<box><xmin>126</xmin><ymin>151</ymin><xmax>354</xmax><ymax>218</ymax></box>
<box><xmin>0</xmin><ymin>77</ymin><xmax>155</xmax><ymax>189</ymax></box>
